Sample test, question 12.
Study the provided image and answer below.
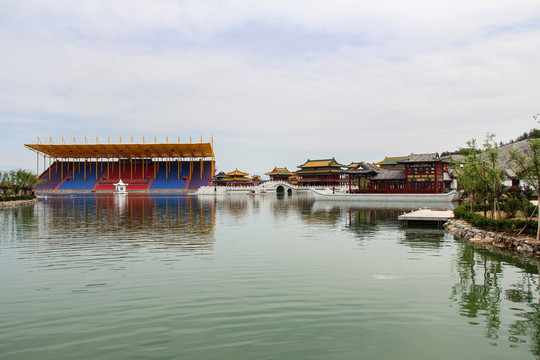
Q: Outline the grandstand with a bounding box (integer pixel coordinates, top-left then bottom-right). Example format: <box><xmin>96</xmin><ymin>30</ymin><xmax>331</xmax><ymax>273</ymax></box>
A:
<box><xmin>25</xmin><ymin>137</ymin><xmax>215</xmax><ymax>192</ymax></box>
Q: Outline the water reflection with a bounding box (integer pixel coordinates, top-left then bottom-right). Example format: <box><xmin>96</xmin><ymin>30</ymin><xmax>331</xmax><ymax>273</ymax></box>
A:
<box><xmin>400</xmin><ymin>228</ymin><xmax>447</xmax><ymax>250</ymax></box>
<box><xmin>4</xmin><ymin>195</ymin><xmax>540</xmax><ymax>358</ymax></box>
<box><xmin>451</xmin><ymin>241</ymin><xmax>540</xmax><ymax>356</ymax></box>
<box><xmin>1</xmin><ymin>194</ymin><xmax>216</xmax><ymax>267</ymax></box>
<box><xmin>0</xmin><ymin>204</ymin><xmax>37</xmax><ymax>243</ymax></box>
<box><xmin>309</xmin><ymin>201</ymin><xmax>409</xmax><ymax>239</ymax></box>
<box><xmin>270</xmin><ymin>195</ymin><xmax>314</xmax><ymax>222</ymax></box>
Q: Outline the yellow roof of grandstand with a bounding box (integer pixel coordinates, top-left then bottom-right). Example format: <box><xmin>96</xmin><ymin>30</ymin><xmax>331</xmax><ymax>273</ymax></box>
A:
<box><xmin>25</xmin><ymin>136</ymin><xmax>215</xmax><ymax>159</ymax></box>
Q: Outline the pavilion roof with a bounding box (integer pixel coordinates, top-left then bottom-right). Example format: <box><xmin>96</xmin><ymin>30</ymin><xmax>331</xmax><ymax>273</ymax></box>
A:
<box><xmin>296</xmin><ymin>168</ymin><xmax>343</xmax><ymax>174</ymax></box>
<box><xmin>265</xmin><ymin>167</ymin><xmax>294</xmax><ymax>176</ymax></box>
<box><xmin>25</xmin><ymin>136</ymin><xmax>215</xmax><ymax>159</ymax></box>
<box><xmin>298</xmin><ymin>158</ymin><xmax>343</xmax><ymax>169</ymax></box>
<box><xmin>226</xmin><ymin>169</ymin><xmax>249</xmax><ymax>176</ymax></box>
<box><xmin>371</xmin><ymin>170</ymin><xmax>406</xmax><ymax>180</ymax></box>
<box><xmin>223</xmin><ymin>176</ymin><xmax>250</xmax><ymax>182</ymax></box>
<box><xmin>373</xmin><ymin>155</ymin><xmax>409</xmax><ymax>167</ymax></box>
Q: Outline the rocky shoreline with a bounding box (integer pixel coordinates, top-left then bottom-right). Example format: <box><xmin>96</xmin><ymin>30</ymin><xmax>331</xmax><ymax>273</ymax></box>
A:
<box><xmin>0</xmin><ymin>198</ymin><xmax>37</xmax><ymax>208</ymax></box>
<box><xmin>445</xmin><ymin>219</ymin><xmax>540</xmax><ymax>257</ymax></box>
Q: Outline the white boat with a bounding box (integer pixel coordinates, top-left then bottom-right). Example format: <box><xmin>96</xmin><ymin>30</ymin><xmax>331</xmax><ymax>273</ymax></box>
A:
<box><xmin>311</xmin><ymin>188</ymin><xmax>461</xmax><ymax>202</ymax></box>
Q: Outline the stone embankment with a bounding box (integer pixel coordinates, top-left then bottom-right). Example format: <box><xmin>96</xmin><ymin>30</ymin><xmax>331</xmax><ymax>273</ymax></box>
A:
<box><xmin>445</xmin><ymin>219</ymin><xmax>540</xmax><ymax>256</ymax></box>
<box><xmin>0</xmin><ymin>199</ymin><xmax>37</xmax><ymax>208</ymax></box>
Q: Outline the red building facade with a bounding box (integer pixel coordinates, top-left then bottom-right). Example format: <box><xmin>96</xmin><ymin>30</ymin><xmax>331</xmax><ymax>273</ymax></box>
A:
<box><xmin>345</xmin><ymin>153</ymin><xmax>449</xmax><ymax>194</ymax></box>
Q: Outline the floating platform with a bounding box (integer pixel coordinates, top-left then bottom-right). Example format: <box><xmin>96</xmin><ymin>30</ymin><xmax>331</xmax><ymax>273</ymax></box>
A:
<box><xmin>398</xmin><ymin>209</ymin><xmax>454</xmax><ymax>227</ymax></box>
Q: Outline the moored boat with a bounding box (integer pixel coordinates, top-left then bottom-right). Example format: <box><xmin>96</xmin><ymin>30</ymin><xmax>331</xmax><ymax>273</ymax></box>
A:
<box><xmin>311</xmin><ymin>188</ymin><xmax>461</xmax><ymax>202</ymax></box>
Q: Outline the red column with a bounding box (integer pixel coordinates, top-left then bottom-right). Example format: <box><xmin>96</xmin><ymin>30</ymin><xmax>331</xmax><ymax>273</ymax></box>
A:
<box><xmin>404</xmin><ymin>166</ymin><xmax>408</xmax><ymax>193</ymax></box>
<box><xmin>435</xmin><ymin>165</ymin><xmax>438</xmax><ymax>194</ymax></box>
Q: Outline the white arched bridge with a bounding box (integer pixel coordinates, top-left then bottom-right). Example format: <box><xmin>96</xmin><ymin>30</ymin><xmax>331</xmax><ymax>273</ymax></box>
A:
<box><xmin>196</xmin><ymin>181</ymin><xmax>332</xmax><ymax>196</ymax></box>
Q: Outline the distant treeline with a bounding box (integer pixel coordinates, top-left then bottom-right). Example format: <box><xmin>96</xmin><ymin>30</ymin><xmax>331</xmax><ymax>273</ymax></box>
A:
<box><xmin>441</xmin><ymin>128</ymin><xmax>540</xmax><ymax>157</ymax></box>
<box><xmin>510</xmin><ymin>128</ymin><xmax>540</xmax><ymax>143</ymax></box>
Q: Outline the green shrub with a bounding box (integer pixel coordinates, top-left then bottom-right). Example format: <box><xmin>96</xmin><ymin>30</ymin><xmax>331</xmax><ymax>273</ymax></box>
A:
<box><xmin>522</xmin><ymin>201</ymin><xmax>537</xmax><ymax>218</ymax></box>
<box><xmin>0</xmin><ymin>195</ymin><xmax>36</xmax><ymax>202</ymax></box>
<box><xmin>453</xmin><ymin>203</ymin><xmax>537</xmax><ymax>236</ymax></box>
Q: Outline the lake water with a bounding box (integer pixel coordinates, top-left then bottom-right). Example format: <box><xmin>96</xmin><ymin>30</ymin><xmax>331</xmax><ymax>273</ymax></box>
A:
<box><xmin>1</xmin><ymin>194</ymin><xmax>539</xmax><ymax>359</ymax></box>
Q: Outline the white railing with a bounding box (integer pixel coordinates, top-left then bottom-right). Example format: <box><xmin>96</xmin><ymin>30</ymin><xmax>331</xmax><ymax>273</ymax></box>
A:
<box><xmin>196</xmin><ymin>181</ymin><xmax>350</xmax><ymax>195</ymax></box>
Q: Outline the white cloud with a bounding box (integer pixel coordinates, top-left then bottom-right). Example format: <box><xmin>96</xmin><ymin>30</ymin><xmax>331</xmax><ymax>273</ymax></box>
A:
<box><xmin>1</xmin><ymin>0</ymin><xmax>539</xmax><ymax>173</ymax></box>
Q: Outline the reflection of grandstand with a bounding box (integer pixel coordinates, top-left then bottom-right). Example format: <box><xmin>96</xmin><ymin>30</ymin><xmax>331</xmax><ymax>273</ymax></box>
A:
<box><xmin>26</xmin><ymin>137</ymin><xmax>215</xmax><ymax>191</ymax></box>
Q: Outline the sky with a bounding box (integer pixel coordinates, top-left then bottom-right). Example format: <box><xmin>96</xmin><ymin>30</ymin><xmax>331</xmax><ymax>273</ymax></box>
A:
<box><xmin>1</xmin><ymin>0</ymin><xmax>539</xmax><ymax>177</ymax></box>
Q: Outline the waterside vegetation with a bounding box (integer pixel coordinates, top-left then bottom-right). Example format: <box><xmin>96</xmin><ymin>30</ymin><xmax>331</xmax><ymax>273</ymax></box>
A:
<box><xmin>453</xmin><ymin>123</ymin><xmax>540</xmax><ymax>239</ymax></box>
<box><xmin>453</xmin><ymin>203</ymin><xmax>537</xmax><ymax>237</ymax></box>
<box><xmin>0</xmin><ymin>169</ymin><xmax>41</xmax><ymax>201</ymax></box>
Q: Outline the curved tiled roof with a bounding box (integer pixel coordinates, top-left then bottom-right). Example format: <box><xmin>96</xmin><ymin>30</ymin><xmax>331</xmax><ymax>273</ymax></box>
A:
<box><xmin>371</xmin><ymin>170</ymin><xmax>406</xmax><ymax>180</ymax></box>
<box><xmin>373</xmin><ymin>156</ymin><xmax>409</xmax><ymax>166</ymax></box>
<box><xmin>265</xmin><ymin>167</ymin><xmax>294</xmax><ymax>176</ymax></box>
<box><xmin>298</xmin><ymin>158</ymin><xmax>342</xmax><ymax>168</ymax></box>
<box><xmin>226</xmin><ymin>169</ymin><xmax>249</xmax><ymax>176</ymax></box>
<box><xmin>399</xmin><ymin>153</ymin><xmax>446</xmax><ymax>163</ymax></box>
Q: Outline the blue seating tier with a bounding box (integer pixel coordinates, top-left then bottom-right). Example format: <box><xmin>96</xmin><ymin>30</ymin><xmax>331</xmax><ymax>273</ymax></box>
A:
<box><xmin>149</xmin><ymin>161</ymin><xmax>189</xmax><ymax>190</ymax></box>
<box><xmin>57</xmin><ymin>162</ymin><xmax>104</xmax><ymax>190</ymax></box>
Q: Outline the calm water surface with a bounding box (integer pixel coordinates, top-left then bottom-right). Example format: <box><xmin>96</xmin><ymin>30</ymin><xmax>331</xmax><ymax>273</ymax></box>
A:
<box><xmin>1</xmin><ymin>194</ymin><xmax>540</xmax><ymax>359</ymax></box>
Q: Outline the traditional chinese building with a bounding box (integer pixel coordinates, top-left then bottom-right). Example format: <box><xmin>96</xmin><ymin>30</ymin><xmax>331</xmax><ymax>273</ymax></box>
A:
<box><xmin>296</xmin><ymin>158</ymin><xmax>344</xmax><ymax>187</ymax></box>
<box><xmin>222</xmin><ymin>169</ymin><xmax>251</xmax><ymax>186</ymax></box>
<box><xmin>251</xmin><ymin>175</ymin><xmax>262</xmax><ymax>185</ymax></box>
<box><xmin>400</xmin><ymin>153</ymin><xmax>448</xmax><ymax>194</ymax></box>
<box><xmin>265</xmin><ymin>167</ymin><xmax>295</xmax><ymax>182</ymax></box>
<box><xmin>344</xmin><ymin>153</ymin><xmax>449</xmax><ymax>194</ymax></box>
<box><xmin>370</xmin><ymin>170</ymin><xmax>407</xmax><ymax>193</ymax></box>
<box><xmin>342</xmin><ymin>162</ymin><xmax>380</xmax><ymax>193</ymax></box>
<box><xmin>212</xmin><ymin>171</ymin><xmax>227</xmax><ymax>186</ymax></box>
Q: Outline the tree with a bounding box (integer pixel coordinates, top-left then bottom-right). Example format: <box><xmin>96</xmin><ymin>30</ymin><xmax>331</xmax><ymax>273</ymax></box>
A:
<box><xmin>455</xmin><ymin>139</ymin><xmax>486</xmax><ymax>212</ymax></box>
<box><xmin>0</xmin><ymin>170</ymin><xmax>16</xmax><ymax>196</ymax></box>
<box><xmin>0</xmin><ymin>169</ymin><xmax>41</xmax><ymax>197</ymax></box>
<box><xmin>455</xmin><ymin>134</ymin><xmax>504</xmax><ymax>217</ymax></box>
<box><xmin>509</xmin><ymin>138</ymin><xmax>540</xmax><ymax>239</ymax></box>
<box><xmin>16</xmin><ymin>169</ymin><xmax>41</xmax><ymax>196</ymax></box>
<box><xmin>482</xmin><ymin>134</ymin><xmax>505</xmax><ymax>218</ymax></box>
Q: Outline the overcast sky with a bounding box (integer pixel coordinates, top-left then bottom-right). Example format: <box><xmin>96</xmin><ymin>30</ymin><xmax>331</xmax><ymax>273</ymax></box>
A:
<box><xmin>1</xmin><ymin>0</ymin><xmax>539</xmax><ymax>177</ymax></box>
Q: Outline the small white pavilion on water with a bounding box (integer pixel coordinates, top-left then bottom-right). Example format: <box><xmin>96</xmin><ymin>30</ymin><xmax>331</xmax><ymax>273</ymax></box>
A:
<box><xmin>114</xmin><ymin>179</ymin><xmax>127</xmax><ymax>193</ymax></box>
